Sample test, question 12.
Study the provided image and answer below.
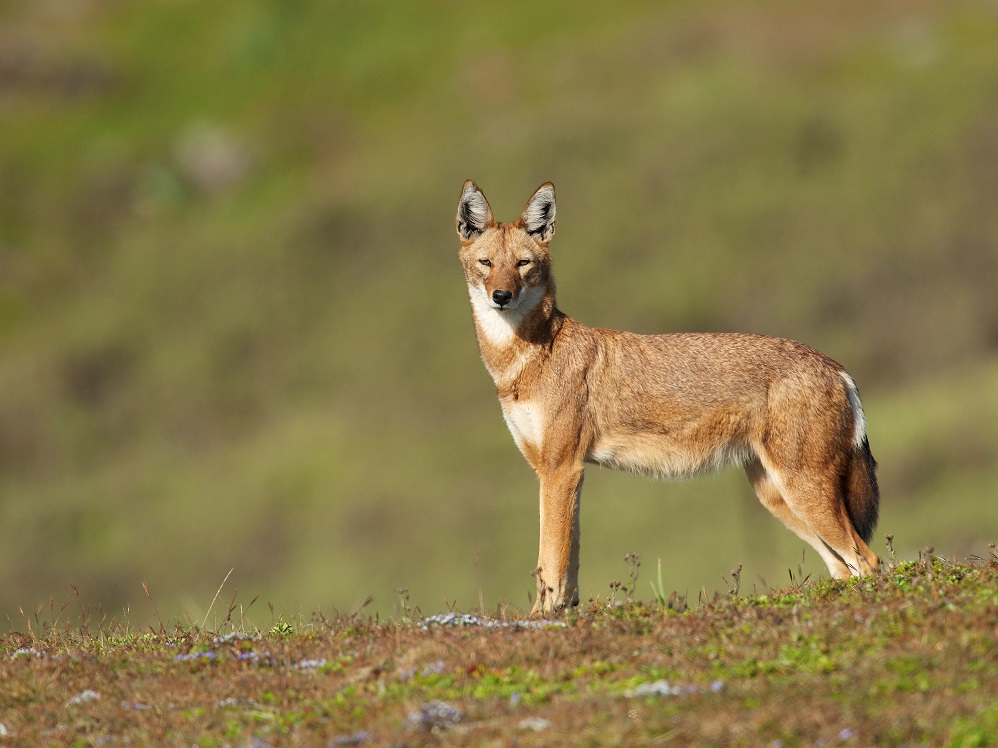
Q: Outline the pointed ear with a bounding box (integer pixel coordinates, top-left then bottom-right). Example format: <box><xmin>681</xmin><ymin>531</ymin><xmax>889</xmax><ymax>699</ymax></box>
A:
<box><xmin>456</xmin><ymin>180</ymin><xmax>495</xmax><ymax>244</ymax></box>
<box><xmin>519</xmin><ymin>182</ymin><xmax>556</xmax><ymax>245</ymax></box>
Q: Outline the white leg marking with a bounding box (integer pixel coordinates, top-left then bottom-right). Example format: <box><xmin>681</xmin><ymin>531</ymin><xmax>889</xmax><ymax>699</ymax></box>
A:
<box><xmin>502</xmin><ymin>400</ymin><xmax>544</xmax><ymax>452</ymax></box>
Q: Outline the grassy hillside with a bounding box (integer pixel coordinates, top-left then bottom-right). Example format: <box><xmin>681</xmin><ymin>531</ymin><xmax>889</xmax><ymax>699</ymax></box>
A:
<box><xmin>2</xmin><ymin>555</ymin><xmax>998</xmax><ymax>745</ymax></box>
<box><xmin>0</xmin><ymin>0</ymin><xmax>997</xmax><ymax>625</ymax></box>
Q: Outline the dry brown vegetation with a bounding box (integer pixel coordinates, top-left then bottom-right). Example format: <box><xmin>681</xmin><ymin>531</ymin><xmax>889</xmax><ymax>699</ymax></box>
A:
<box><xmin>3</xmin><ymin>550</ymin><xmax>998</xmax><ymax>746</ymax></box>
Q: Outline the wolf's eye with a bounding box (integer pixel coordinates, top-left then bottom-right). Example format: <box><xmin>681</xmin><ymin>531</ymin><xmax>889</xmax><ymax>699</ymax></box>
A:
<box><xmin>517</xmin><ymin>259</ymin><xmax>531</xmax><ymax>267</ymax></box>
<box><xmin>478</xmin><ymin>259</ymin><xmax>492</xmax><ymax>268</ymax></box>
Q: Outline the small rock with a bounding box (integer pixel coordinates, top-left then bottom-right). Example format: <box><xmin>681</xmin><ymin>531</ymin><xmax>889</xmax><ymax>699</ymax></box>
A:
<box><xmin>120</xmin><ymin>701</ymin><xmax>153</xmax><ymax>711</ymax></box>
<box><xmin>174</xmin><ymin>651</ymin><xmax>217</xmax><ymax>662</ymax></box>
<box><xmin>213</xmin><ymin>631</ymin><xmax>259</xmax><ymax>645</ymax></box>
<box><xmin>420</xmin><ymin>613</ymin><xmax>565</xmax><ymax>631</ymax></box>
<box><xmin>240</xmin><ymin>737</ymin><xmax>272</xmax><ymax>748</ymax></box>
<box><xmin>625</xmin><ymin>680</ymin><xmax>686</xmax><ymax>697</ymax></box>
<box><xmin>295</xmin><ymin>658</ymin><xmax>327</xmax><ymax>670</ymax></box>
<box><xmin>332</xmin><ymin>731</ymin><xmax>371</xmax><ymax>746</ymax></box>
<box><xmin>399</xmin><ymin>659</ymin><xmax>449</xmax><ymax>682</ymax></box>
<box><xmin>420</xmin><ymin>659</ymin><xmax>446</xmax><ymax>676</ymax></box>
<box><xmin>218</xmin><ymin>697</ymin><xmax>261</xmax><ymax>709</ymax></box>
<box><xmin>66</xmin><ymin>690</ymin><xmax>101</xmax><ymax>706</ymax></box>
<box><xmin>407</xmin><ymin>700</ymin><xmax>463</xmax><ymax>731</ymax></box>
<box><xmin>519</xmin><ymin>717</ymin><xmax>551</xmax><ymax>732</ymax></box>
<box><xmin>0</xmin><ymin>723</ymin><xmax>10</xmax><ymax>737</ymax></box>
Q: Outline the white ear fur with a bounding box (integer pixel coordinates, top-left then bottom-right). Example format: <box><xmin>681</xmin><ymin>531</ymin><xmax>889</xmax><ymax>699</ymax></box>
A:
<box><xmin>520</xmin><ymin>183</ymin><xmax>556</xmax><ymax>244</ymax></box>
<box><xmin>457</xmin><ymin>181</ymin><xmax>494</xmax><ymax>242</ymax></box>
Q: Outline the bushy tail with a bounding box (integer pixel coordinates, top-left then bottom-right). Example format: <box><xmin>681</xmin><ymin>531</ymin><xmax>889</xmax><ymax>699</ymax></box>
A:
<box><xmin>845</xmin><ymin>437</ymin><xmax>879</xmax><ymax>543</ymax></box>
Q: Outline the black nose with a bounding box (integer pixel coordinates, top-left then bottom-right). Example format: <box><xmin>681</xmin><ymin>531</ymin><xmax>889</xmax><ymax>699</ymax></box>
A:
<box><xmin>492</xmin><ymin>289</ymin><xmax>513</xmax><ymax>307</ymax></box>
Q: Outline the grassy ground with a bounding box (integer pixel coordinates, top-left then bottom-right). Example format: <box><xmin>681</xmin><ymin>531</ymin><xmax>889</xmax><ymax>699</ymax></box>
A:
<box><xmin>3</xmin><ymin>550</ymin><xmax>998</xmax><ymax>746</ymax></box>
<box><xmin>1</xmin><ymin>0</ymin><xmax>997</xmax><ymax>625</ymax></box>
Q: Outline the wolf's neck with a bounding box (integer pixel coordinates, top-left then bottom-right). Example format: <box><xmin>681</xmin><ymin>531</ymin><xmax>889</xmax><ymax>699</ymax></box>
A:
<box><xmin>470</xmin><ymin>286</ymin><xmax>563</xmax><ymax>387</ymax></box>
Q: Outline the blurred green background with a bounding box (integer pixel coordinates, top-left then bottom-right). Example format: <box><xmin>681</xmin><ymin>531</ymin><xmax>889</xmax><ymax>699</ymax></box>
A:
<box><xmin>1</xmin><ymin>0</ymin><xmax>997</xmax><ymax>628</ymax></box>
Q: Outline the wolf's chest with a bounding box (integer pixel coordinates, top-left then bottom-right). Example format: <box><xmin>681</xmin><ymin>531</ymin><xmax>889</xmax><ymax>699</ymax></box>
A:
<box><xmin>501</xmin><ymin>399</ymin><xmax>544</xmax><ymax>453</ymax></box>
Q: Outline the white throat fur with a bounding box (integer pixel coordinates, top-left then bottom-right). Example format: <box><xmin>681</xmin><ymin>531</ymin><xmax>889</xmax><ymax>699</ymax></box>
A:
<box><xmin>468</xmin><ymin>284</ymin><xmax>546</xmax><ymax>346</ymax></box>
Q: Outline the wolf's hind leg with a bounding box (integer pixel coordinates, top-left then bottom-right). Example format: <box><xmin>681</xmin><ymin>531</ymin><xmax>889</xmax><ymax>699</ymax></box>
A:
<box><xmin>744</xmin><ymin>458</ymin><xmax>854</xmax><ymax>579</ymax></box>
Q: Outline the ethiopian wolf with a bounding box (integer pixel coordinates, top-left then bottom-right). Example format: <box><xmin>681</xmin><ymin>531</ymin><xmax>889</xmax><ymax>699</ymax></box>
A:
<box><xmin>456</xmin><ymin>181</ymin><xmax>880</xmax><ymax>616</ymax></box>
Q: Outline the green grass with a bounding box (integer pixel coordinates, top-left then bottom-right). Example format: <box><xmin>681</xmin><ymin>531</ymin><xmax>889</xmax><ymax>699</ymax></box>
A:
<box><xmin>0</xmin><ymin>0</ymin><xmax>996</xmax><ymax>625</ymax></box>
<box><xmin>3</xmin><ymin>554</ymin><xmax>998</xmax><ymax>746</ymax></box>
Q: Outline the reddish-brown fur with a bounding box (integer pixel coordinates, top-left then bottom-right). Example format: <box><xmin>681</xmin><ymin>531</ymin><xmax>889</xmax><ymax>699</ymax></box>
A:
<box><xmin>457</xmin><ymin>181</ymin><xmax>880</xmax><ymax>616</ymax></box>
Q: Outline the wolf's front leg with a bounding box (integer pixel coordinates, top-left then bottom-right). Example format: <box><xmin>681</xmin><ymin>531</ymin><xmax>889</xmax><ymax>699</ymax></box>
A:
<box><xmin>530</xmin><ymin>466</ymin><xmax>584</xmax><ymax>616</ymax></box>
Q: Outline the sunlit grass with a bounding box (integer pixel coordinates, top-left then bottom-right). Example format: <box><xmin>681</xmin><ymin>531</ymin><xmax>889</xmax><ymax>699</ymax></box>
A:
<box><xmin>3</xmin><ymin>553</ymin><xmax>998</xmax><ymax>745</ymax></box>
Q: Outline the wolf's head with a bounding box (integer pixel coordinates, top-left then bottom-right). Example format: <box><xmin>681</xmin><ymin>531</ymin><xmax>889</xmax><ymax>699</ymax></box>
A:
<box><xmin>456</xmin><ymin>182</ymin><xmax>556</xmax><ymax>339</ymax></box>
